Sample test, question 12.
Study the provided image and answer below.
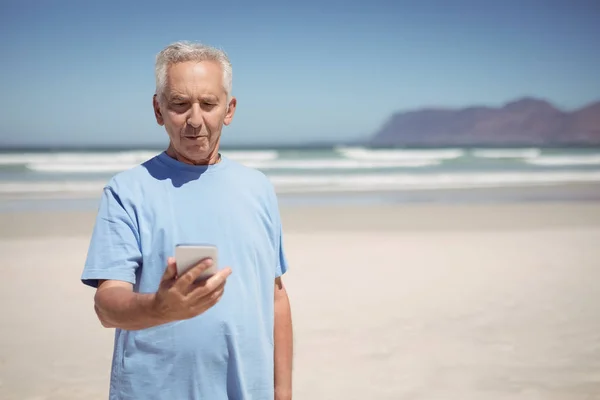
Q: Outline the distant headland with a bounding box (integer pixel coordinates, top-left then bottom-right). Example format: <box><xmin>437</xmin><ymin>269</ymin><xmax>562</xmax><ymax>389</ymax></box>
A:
<box><xmin>368</xmin><ymin>97</ymin><xmax>600</xmax><ymax>147</ymax></box>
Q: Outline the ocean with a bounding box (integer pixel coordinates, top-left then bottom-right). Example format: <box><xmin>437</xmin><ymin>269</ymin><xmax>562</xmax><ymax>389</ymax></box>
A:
<box><xmin>1</xmin><ymin>146</ymin><xmax>600</xmax><ymax>211</ymax></box>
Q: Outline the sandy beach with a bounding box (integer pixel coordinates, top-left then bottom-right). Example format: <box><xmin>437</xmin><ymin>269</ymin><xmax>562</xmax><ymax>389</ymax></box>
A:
<box><xmin>1</xmin><ymin>202</ymin><xmax>600</xmax><ymax>399</ymax></box>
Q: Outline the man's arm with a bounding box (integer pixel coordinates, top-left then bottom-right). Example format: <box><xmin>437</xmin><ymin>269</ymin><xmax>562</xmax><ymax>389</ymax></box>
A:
<box><xmin>94</xmin><ymin>280</ymin><xmax>169</xmax><ymax>331</ymax></box>
<box><xmin>274</xmin><ymin>276</ymin><xmax>293</xmax><ymax>400</ymax></box>
<box><xmin>93</xmin><ymin>258</ymin><xmax>230</xmax><ymax>331</ymax></box>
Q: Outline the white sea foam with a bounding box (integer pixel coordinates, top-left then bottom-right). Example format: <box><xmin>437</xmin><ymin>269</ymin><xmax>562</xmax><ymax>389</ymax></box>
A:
<box><xmin>242</xmin><ymin>159</ymin><xmax>439</xmax><ymax>170</ymax></box>
<box><xmin>19</xmin><ymin>152</ymin><xmax>155</xmax><ymax>173</ymax></box>
<box><xmin>471</xmin><ymin>148</ymin><xmax>541</xmax><ymax>159</ymax></box>
<box><xmin>0</xmin><ymin>181</ymin><xmax>108</xmax><ymax>194</ymax></box>
<box><xmin>4</xmin><ymin>171</ymin><xmax>599</xmax><ymax>196</ymax></box>
<box><xmin>0</xmin><ymin>151</ymin><xmax>160</xmax><ymax>166</ymax></box>
<box><xmin>335</xmin><ymin>147</ymin><xmax>465</xmax><ymax>161</ymax></box>
<box><xmin>0</xmin><ymin>150</ymin><xmax>276</xmax><ymax>164</ymax></box>
<box><xmin>3</xmin><ymin>150</ymin><xmax>278</xmax><ymax>174</ymax></box>
<box><xmin>268</xmin><ymin>171</ymin><xmax>600</xmax><ymax>192</ymax></box>
<box><xmin>23</xmin><ymin>154</ymin><xmax>436</xmax><ymax>173</ymax></box>
<box><xmin>525</xmin><ymin>154</ymin><xmax>600</xmax><ymax>166</ymax></box>
<box><xmin>221</xmin><ymin>150</ymin><xmax>279</xmax><ymax>161</ymax></box>
<box><xmin>27</xmin><ymin>163</ymin><xmax>141</xmax><ymax>173</ymax></box>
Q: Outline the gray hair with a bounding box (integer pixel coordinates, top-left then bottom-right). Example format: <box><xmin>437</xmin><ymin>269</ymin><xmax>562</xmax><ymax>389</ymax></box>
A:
<box><xmin>154</xmin><ymin>41</ymin><xmax>233</xmax><ymax>102</ymax></box>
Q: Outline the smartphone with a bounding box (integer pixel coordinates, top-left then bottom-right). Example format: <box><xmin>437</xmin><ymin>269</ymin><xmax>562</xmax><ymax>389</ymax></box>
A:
<box><xmin>174</xmin><ymin>243</ymin><xmax>218</xmax><ymax>281</ymax></box>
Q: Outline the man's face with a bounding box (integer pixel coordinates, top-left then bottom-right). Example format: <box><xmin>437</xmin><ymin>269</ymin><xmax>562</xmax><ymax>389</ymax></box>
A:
<box><xmin>153</xmin><ymin>60</ymin><xmax>236</xmax><ymax>164</ymax></box>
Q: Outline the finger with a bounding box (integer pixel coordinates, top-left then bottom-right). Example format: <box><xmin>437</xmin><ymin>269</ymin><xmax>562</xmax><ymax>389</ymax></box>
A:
<box><xmin>191</xmin><ymin>287</ymin><xmax>225</xmax><ymax>316</ymax></box>
<box><xmin>188</xmin><ymin>267</ymin><xmax>231</xmax><ymax>298</ymax></box>
<box><xmin>198</xmin><ymin>285</ymin><xmax>226</xmax><ymax>310</ymax></box>
<box><xmin>162</xmin><ymin>257</ymin><xmax>178</xmax><ymax>281</ymax></box>
<box><xmin>175</xmin><ymin>258</ymin><xmax>214</xmax><ymax>288</ymax></box>
<box><xmin>209</xmin><ymin>287</ymin><xmax>225</xmax><ymax>305</ymax></box>
<box><xmin>192</xmin><ymin>278</ymin><xmax>226</xmax><ymax>295</ymax></box>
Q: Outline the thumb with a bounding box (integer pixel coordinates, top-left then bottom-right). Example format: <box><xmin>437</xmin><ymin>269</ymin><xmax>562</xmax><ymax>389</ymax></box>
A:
<box><xmin>162</xmin><ymin>257</ymin><xmax>178</xmax><ymax>281</ymax></box>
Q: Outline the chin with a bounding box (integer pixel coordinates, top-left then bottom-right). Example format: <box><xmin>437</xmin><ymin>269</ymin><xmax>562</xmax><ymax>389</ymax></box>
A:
<box><xmin>184</xmin><ymin>144</ymin><xmax>213</xmax><ymax>160</ymax></box>
<box><xmin>194</xmin><ymin>143</ymin><xmax>214</xmax><ymax>154</ymax></box>
<box><xmin>169</xmin><ymin>137</ymin><xmax>215</xmax><ymax>161</ymax></box>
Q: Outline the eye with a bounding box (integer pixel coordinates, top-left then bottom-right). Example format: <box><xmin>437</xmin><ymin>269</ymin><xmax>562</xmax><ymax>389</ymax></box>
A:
<box><xmin>170</xmin><ymin>102</ymin><xmax>188</xmax><ymax>111</ymax></box>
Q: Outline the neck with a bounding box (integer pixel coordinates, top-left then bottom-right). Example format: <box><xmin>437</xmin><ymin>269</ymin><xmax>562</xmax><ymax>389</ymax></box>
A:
<box><xmin>166</xmin><ymin>143</ymin><xmax>221</xmax><ymax>166</ymax></box>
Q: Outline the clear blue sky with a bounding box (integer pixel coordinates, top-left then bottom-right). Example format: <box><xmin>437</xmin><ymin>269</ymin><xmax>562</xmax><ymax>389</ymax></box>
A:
<box><xmin>0</xmin><ymin>0</ymin><xmax>598</xmax><ymax>147</ymax></box>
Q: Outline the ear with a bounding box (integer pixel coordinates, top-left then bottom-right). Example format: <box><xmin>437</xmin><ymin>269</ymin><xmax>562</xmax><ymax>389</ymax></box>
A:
<box><xmin>223</xmin><ymin>96</ymin><xmax>237</xmax><ymax>126</ymax></box>
<box><xmin>153</xmin><ymin>94</ymin><xmax>164</xmax><ymax>126</ymax></box>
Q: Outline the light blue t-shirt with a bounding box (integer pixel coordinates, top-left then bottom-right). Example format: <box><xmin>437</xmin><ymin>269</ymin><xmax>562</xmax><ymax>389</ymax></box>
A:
<box><xmin>81</xmin><ymin>151</ymin><xmax>289</xmax><ymax>400</ymax></box>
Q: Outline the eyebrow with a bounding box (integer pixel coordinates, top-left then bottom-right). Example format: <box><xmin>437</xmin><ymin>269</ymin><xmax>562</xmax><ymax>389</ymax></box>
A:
<box><xmin>200</xmin><ymin>95</ymin><xmax>218</xmax><ymax>102</ymax></box>
<box><xmin>168</xmin><ymin>94</ymin><xmax>219</xmax><ymax>103</ymax></box>
<box><xmin>169</xmin><ymin>95</ymin><xmax>188</xmax><ymax>102</ymax></box>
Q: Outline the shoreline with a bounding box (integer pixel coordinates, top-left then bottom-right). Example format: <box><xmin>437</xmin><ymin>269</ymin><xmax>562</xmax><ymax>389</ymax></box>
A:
<box><xmin>1</xmin><ymin>182</ymin><xmax>600</xmax><ymax>216</ymax></box>
<box><xmin>1</xmin><ymin>201</ymin><xmax>600</xmax><ymax>239</ymax></box>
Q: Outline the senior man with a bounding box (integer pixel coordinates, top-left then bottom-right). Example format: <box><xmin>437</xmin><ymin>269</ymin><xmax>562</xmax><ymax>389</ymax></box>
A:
<box><xmin>81</xmin><ymin>41</ymin><xmax>293</xmax><ymax>400</ymax></box>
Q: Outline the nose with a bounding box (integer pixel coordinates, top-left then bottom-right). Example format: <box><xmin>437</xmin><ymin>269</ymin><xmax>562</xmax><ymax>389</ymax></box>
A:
<box><xmin>187</xmin><ymin>103</ymin><xmax>203</xmax><ymax>128</ymax></box>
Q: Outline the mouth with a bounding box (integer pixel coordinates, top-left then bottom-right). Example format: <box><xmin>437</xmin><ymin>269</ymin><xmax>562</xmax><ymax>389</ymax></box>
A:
<box><xmin>183</xmin><ymin>135</ymin><xmax>208</xmax><ymax>140</ymax></box>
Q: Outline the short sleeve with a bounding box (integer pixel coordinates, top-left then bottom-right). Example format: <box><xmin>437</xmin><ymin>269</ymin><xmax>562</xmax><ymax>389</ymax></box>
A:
<box><xmin>269</xmin><ymin>185</ymin><xmax>289</xmax><ymax>278</ymax></box>
<box><xmin>81</xmin><ymin>185</ymin><xmax>142</xmax><ymax>288</ymax></box>
<box><xmin>275</xmin><ymin>219</ymin><xmax>289</xmax><ymax>278</ymax></box>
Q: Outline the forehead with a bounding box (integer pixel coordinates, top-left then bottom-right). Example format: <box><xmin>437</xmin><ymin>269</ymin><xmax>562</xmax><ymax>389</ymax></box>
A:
<box><xmin>164</xmin><ymin>60</ymin><xmax>225</xmax><ymax>97</ymax></box>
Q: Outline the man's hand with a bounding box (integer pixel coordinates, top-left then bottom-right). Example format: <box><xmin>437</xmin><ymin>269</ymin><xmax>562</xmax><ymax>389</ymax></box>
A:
<box><xmin>93</xmin><ymin>257</ymin><xmax>232</xmax><ymax>331</ymax></box>
<box><xmin>152</xmin><ymin>257</ymin><xmax>232</xmax><ymax>322</ymax></box>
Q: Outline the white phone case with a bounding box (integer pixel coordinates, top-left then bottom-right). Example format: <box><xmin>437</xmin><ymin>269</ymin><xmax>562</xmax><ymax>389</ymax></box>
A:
<box><xmin>174</xmin><ymin>244</ymin><xmax>218</xmax><ymax>280</ymax></box>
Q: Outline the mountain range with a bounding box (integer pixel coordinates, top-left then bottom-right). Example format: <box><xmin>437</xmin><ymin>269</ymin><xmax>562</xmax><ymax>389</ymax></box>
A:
<box><xmin>369</xmin><ymin>98</ymin><xmax>600</xmax><ymax>147</ymax></box>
